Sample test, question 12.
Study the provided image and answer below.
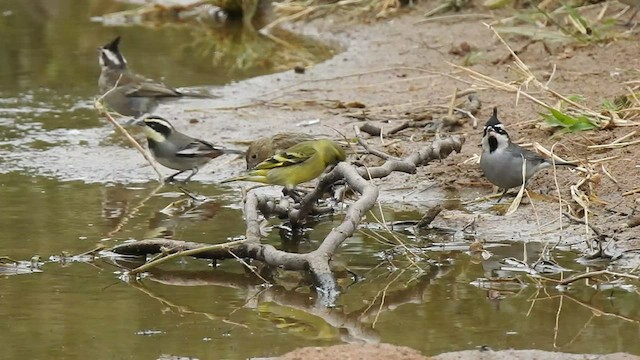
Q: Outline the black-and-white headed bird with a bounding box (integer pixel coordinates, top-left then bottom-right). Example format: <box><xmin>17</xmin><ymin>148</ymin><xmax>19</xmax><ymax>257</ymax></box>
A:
<box><xmin>136</xmin><ymin>116</ymin><xmax>244</xmax><ymax>183</ymax></box>
<box><xmin>98</xmin><ymin>36</ymin><xmax>182</xmax><ymax>96</ymax></box>
<box><xmin>98</xmin><ymin>37</ymin><xmax>209</xmax><ymax>117</ymax></box>
<box><xmin>480</xmin><ymin>107</ymin><xmax>576</xmax><ymax>198</ymax></box>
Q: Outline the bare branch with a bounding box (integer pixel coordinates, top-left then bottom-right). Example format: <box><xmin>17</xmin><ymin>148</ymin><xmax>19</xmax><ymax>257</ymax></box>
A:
<box><xmin>109</xmin><ymin>135</ymin><xmax>465</xmax><ymax>305</ymax></box>
<box><xmin>94</xmin><ymin>86</ymin><xmax>165</xmax><ymax>183</ymax></box>
<box><xmin>354</xmin><ymin>125</ymin><xmax>399</xmax><ymax>161</ymax></box>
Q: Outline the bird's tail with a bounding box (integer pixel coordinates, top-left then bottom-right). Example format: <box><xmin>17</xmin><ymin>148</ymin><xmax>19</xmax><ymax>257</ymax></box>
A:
<box><xmin>550</xmin><ymin>160</ymin><xmax>578</xmax><ymax>168</ymax></box>
<box><xmin>176</xmin><ymin>90</ymin><xmax>220</xmax><ymax>99</ymax></box>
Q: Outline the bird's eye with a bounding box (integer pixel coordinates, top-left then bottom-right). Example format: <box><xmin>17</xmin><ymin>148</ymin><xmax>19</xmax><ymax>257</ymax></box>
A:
<box><xmin>251</xmin><ymin>154</ymin><xmax>257</xmax><ymax>159</ymax></box>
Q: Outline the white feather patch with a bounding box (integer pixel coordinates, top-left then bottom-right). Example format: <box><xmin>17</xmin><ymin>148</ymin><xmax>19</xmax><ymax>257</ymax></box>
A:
<box><xmin>101</xmin><ymin>49</ymin><xmax>126</xmax><ymax>67</ymax></box>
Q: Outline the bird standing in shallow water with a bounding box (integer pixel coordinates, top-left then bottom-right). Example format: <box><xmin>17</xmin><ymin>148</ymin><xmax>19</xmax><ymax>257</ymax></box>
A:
<box><xmin>480</xmin><ymin>107</ymin><xmax>577</xmax><ymax>200</ymax></box>
<box><xmin>221</xmin><ymin>139</ymin><xmax>346</xmax><ymax>190</ymax></box>
<box><xmin>97</xmin><ymin>36</ymin><xmax>208</xmax><ymax>117</ymax></box>
<box><xmin>136</xmin><ymin>116</ymin><xmax>244</xmax><ymax>183</ymax></box>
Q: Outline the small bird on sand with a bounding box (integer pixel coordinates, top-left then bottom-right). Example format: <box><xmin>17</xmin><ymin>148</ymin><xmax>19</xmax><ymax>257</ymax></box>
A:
<box><xmin>480</xmin><ymin>107</ymin><xmax>577</xmax><ymax>200</ymax></box>
<box><xmin>222</xmin><ymin>139</ymin><xmax>346</xmax><ymax>190</ymax></box>
<box><xmin>136</xmin><ymin>115</ymin><xmax>244</xmax><ymax>183</ymax></box>
<box><xmin>245</xmin><ymin>132</ymin><xmax>316</xmax><ymax>170</ymax></box>
<box><xmin>97</xmin><ymin>36</ymin><xmax>209</xmax><ymax>117</ymax></box>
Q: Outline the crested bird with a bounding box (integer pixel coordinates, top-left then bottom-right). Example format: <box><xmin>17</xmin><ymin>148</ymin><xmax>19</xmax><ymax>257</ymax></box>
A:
<box><xmin>480</xmin><ymin>107</ymin><xmax>577</xmax><ymax>200</ymax></box>
<box><xmin>98</xmin><ymin>36</ymin><xmax>210</xmax><ymax>117</ymax></box>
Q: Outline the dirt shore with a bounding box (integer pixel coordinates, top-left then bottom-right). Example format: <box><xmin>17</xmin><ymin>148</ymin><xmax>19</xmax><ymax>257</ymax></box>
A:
<box><xmin>148</xmin><ymin>5</ymin><xmax>640</xmax><ymax>357</ymax></box>
<box><xmin>277</xmin><ymin>343</ymin><xmax>640</xmax><ymax>359</ymax></box>
<box><xmin>180</xmin><ymin>4</ymin><xmax>640</xmax><ymax>258</ymax></box>
<box><xmin>116</xmin><ymin>4</ymin><xmax>640</xmax><ymax>359</ymax></box>
<box><xmin>29</xmin><ymin>3</ymin><xmax>640</xmax><ymax>359</ymax></box>
<box><xmin>10</xmin><ymin>0</ymin><xmax>637</xmax><ymax>266</ymax></box>
<box><xmin>22</xmin><ymin>2</ymin><xmax>637</xmax><ymax>258</ymax></box>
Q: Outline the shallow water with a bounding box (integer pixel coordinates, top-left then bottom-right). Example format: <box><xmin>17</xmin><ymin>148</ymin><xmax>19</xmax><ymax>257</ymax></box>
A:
<box><xmin>1</xmin><ymin>1</ymin><xmax>640</xmax><ymax>359</ymax></box>
<box><xmin>0</xmin><ymin>0</ymin><xmax>336</xmax><ymax>181</ymax></box>
<box><xmin>2</xmin><ymin>176</ymin><xmax>640</xmax><ymax>359</ymax></box>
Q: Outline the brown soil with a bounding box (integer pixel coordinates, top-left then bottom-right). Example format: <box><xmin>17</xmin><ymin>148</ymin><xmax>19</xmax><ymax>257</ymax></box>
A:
<box><xmin>96</xmin><ymin>3</ymin><xmax>640</xmax><ymax>359</ymax></box>
<box><xmin>178</xmin><ymin>4</ymin><xmax>640</xmax><ymax>256</ymax></box>
<box><xmin>277</xmin><ymin>343</ymin><xmax>640</xmax><ymax>359</ymax></box>
<box><xmin>278</xmin><ymin>343</ymin><xmax>428</xmax><ymax>360</ymax></box>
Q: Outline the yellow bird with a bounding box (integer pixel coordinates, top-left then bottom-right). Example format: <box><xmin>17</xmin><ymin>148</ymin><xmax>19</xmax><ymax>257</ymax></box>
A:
<box><xmin>245</xmin><ymin>132</ymin><xmax>316</xmax><ymax>170</ymax></box>
<box><xmin>222</xmin><ymin>139</ymin><xmax>346</xmax><ymax>189</ymax></box>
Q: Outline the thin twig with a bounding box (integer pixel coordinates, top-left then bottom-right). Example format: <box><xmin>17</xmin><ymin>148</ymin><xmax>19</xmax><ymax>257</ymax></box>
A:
<box><xmin>372</xmin><ymin>269</ymin><xmax>404</xmax><ymax>328</ymax></box>
<box><xmin>227</xmin><ymin>250</ymin><xmax>271</xmax><ymax>284</ymax></box>
<box><xmin>553</xmin><ymin>290</ymin><xmax>563</xmax><ymax>348</ymax></box>
<box><xmin>557</xmin><ymin>270</ymin><xmax>639</xmax><ymax>285</ymax></box>
<box><xmin>414</xmin><ymin>13</ymin><xmax>493</xmax><ymax>24</ymax></box>
<box><xmin>94</xmin><ymin>95</ymin><xmax>164</xmax><ymax>182</ymax></box>
<box><xmin>107</xmin><ymin>183</ymin><xmax>165</xmax><ymax>237</ymax></box>
<box><xmin>354</xmin><ymin>125</ymin><xmax>400</xmax><ymax>160</ymax></box>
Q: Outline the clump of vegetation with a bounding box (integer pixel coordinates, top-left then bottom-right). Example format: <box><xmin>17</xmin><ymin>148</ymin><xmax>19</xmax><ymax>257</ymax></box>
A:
<box><xmin>494</xmin><ymin>3</ymin><xmax>621</xmax><ymax>46</ymax></box>
<box><xmin>271</xmin><ymin>0</ymin><xmax>415</xmax><ymax>22</ymax></box>
<box><xmin>541</xmin><ymin>91</ymin><xmax>640</xmax><ymax>135</ymax></box>
<box><xmin>541</xmin><ymin>106</ymin><xmax>598</xmax><ymax>135</ymax></box>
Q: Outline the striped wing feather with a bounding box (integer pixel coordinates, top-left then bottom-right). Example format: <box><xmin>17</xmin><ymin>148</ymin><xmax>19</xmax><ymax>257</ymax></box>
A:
<box><xmin>176</xmin><ymin>139</ymin><xmax>218</xmax><ymax>157</ymax></box>
<box><xmin>253</xmin><ymin>143</ymin><xmax>316</xmax><ymax>170</ymax></box>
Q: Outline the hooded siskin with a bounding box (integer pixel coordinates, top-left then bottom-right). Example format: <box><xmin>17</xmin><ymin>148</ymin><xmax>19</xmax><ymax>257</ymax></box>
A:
<box><xmin>245</xmin><ymin>132</ymin><xmax>316</xmax><ymax>169</ymax></box>
<box><xmin>222</xmin><ymin>139</ymin><xmax>346</xmax><ymax>189</ymax></box>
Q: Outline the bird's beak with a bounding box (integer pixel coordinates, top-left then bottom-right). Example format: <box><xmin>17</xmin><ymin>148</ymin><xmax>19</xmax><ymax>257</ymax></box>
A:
<box><xmin>127</xmin><ymin>118</ymin><xmax>146</xmax><ymax>127</ymax></box>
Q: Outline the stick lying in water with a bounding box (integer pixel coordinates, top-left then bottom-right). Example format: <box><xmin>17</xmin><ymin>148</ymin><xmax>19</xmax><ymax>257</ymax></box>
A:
<box><xmin>108</xmin><ymin>135</ymin><xmax>466</xmax><ymax>306</ymax></box>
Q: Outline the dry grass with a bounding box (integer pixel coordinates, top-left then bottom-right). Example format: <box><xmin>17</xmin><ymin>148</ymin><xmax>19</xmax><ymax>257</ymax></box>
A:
<box><xmin>269</xmin><ymin>0</ymin><xmax>410</xmax><ymax>27</ymax></box>
<box><xmin>445</xmin><ymin>22</ymin><xmax>640</xmax><ymax>228</ymax></box>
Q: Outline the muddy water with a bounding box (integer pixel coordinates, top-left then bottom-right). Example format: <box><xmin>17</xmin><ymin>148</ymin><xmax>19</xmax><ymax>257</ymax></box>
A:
<box><xmin>1</xmin><ymin>0</ymin><xmax>640</xmax><ymax>359</ymax></box>
<box><xmin>0</xmin><ymin>0</ymin><xmax>337</xmax><ymax>182</ymax></box>
<box><xmin>2</xmin><ymin>175</ymin><xmax>640</xmax><ymax>359</ymax></box>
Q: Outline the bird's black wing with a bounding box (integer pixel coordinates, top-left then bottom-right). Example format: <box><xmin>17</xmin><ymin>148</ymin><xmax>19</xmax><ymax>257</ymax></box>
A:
<box><xmin>508</xmin><ymin>143</ymin><xmax>549</xmax><ymax>167</ymax></box>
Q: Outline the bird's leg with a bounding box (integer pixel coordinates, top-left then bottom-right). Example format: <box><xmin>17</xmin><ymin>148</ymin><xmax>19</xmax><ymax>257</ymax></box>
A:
<box><xmin>165</xmin><ymin>170</ymin><xmax>187</xmax><ymax>184</ymax></box>
<box><xmin>496</xmin><ymin>188</ymin><xmax>509</xmax><ymax>203</ymax></box>
<box><xmin>182</xmin><ymin>167</ymin><xmax>199</xmax><ymax>183</ymax></box>
<box><xmin>596</xmin><ymin>237</ymin><xmax>605</xmax><ymax>258</ymax></box>
<box><xmin>626</xmin><ymin>7</ymin><xmax>639</xmax><ymax>27</ymax></box>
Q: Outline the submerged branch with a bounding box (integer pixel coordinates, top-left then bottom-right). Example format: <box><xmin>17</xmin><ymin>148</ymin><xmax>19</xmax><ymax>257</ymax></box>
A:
<box><xmin>108</xmin><ymin>135</ymin><xmax>465</xmax><ymax>304</ymax></box>
<box><xmin>557</xmin><ymin>269</ymin><xmax>639</xmax><ymax>285</ymax></box>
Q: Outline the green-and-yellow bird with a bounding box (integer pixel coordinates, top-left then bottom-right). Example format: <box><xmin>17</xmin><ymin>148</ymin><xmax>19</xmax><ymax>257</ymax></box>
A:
<box><xmin>245</xmin><ymin>132</ymin><xmax>316</xmax><ymax>170</ymax></box>
<box><xmin>222</xmin><ymin>139</ymin><xmax>346</xmax><ymax>189</ymax></box>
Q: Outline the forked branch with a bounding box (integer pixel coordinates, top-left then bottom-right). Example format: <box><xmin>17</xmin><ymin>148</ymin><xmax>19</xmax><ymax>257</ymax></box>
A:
<box><xmin>109</xmin><ymin>135</ymin><xmax>465</xmax><ymax>305</ymax></box>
